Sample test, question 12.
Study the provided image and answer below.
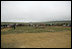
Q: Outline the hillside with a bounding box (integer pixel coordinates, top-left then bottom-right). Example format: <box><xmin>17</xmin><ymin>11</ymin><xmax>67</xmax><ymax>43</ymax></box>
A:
<box><xmin>1</xmin><ymin>20</ymin><xmax>71</xmax><ymax>25</ymax></box>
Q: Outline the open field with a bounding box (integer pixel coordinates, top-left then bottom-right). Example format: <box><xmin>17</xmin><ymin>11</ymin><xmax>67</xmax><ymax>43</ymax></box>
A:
<box><xmin>1</xmin><ymin>1</ymin><xmax>71</xmax><ymax>48</ymax></box>
<box><xmin>1</xmin><ymin>26</ymin><xmax>71</xmax><ymax>48</ymax></box>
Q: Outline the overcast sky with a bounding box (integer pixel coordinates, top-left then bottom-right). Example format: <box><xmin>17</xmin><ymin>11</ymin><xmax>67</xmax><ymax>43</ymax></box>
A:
<box><xmin>1</xmin><ymin>1</ymin><xmax>71</xmax><ymax>22</ymax></box>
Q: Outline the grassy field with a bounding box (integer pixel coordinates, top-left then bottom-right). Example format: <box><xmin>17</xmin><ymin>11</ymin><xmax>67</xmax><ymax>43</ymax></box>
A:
<box><xmin>1</xmin><ymin>26</ymin><xmax>71</xmax><ymax>34</ymax></box>
<box><xmin>1</xmin><ymin>26</ymin><xmax>71</xmax><ymax>48</ymax></box>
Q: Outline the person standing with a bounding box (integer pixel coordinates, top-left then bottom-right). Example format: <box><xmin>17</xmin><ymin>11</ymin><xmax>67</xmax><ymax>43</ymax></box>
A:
<box><xmin>13</xmin><ymin>23</ymin><xmax>16</xmax><ymax>30</ymax></box>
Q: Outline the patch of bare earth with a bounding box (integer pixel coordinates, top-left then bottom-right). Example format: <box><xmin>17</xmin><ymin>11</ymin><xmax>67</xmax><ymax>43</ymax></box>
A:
<box><xmin>1</xmin><ymin>31</ymin><xmax>71</xmax><ymax>48</ymax></box>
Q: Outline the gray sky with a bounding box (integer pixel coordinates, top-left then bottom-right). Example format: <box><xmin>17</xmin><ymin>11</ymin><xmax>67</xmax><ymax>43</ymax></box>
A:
<box><xmin>1</xmin><ymin>1</ymin><xmax>71</xmax><ymax>22</ymax></box>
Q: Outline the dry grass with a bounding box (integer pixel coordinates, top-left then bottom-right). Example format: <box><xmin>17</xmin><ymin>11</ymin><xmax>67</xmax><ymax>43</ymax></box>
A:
<box><xmin>1</xmin><ymin>28</ymin><xmax>11</xmax><ymax>31</ymax></box>
<box><xmin>1</xmin><ymin>31</ymin><xmax>71</xmax><ymax>48</ymax></box>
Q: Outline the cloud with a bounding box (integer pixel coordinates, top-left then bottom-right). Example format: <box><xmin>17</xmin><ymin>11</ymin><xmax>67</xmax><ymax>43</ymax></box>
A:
<box><xmin>1</xmin><ymin>1</ymin><xmax>71</xmax><ymax>22</ymax></box>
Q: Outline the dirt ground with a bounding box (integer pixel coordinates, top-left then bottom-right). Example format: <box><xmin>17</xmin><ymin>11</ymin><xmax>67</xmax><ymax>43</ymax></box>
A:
<box><xmin>1</xmin><ymin>31</ymin><xmax>71</xmax><ymax>48</ymax></box>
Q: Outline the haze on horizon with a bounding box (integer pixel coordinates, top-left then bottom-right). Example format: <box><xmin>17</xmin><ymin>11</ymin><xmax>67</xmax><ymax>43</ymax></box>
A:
<box><xmin>1</xmin><ymin>1</ymin><xmax>71</xmax><ymax>22</ymax></box>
